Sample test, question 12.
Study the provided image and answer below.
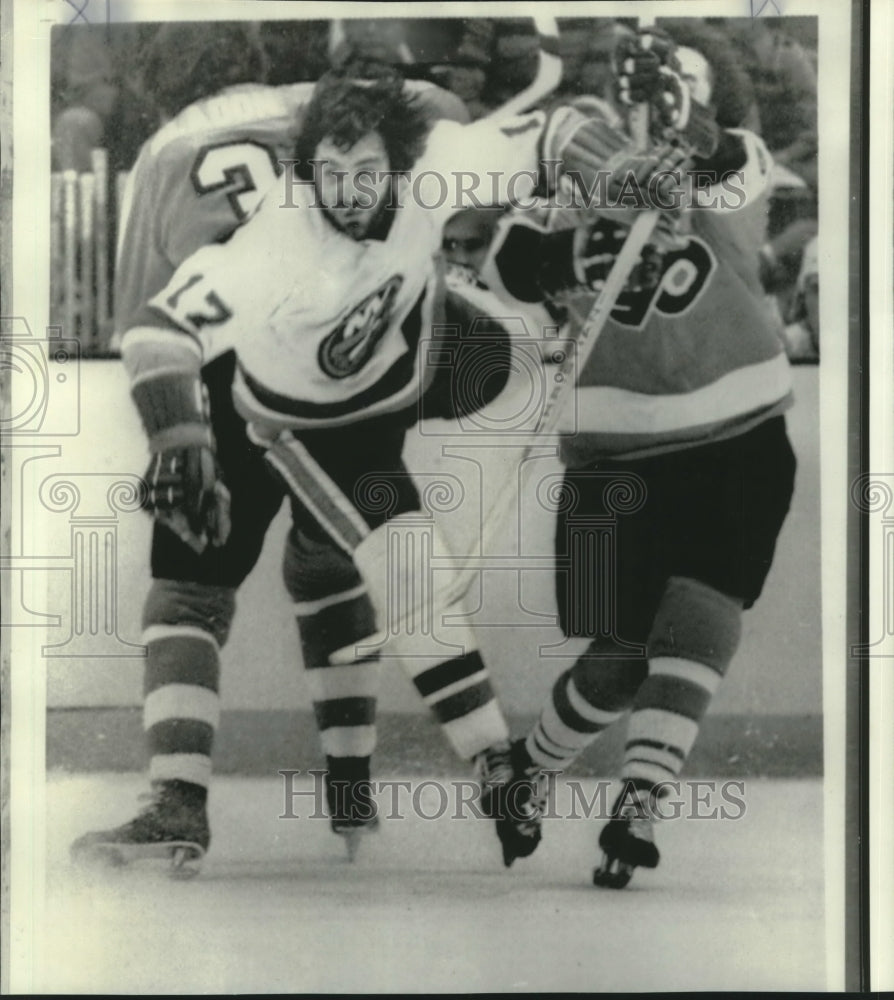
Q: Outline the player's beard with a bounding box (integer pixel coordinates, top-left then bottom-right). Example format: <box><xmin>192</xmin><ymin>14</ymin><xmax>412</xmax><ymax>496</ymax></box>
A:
<box><xmin>323</xmin><ymin>179</ymin><xmax>395</xmax><ymax>241</ymax></box>
<box><xmin>333</xmin><ymin>208</ymin><xmax>378</xmax><ymax>240</ymax></box>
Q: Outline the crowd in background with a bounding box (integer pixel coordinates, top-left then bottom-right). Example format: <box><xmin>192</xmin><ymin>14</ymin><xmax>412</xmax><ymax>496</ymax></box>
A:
<box><xmin>50</xmin><ymin>16</ymin><xmax>820</xmax><ymax>362</ymax></box>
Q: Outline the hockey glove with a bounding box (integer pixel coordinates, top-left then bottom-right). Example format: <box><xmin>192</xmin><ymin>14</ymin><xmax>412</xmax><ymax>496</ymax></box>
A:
<box><xmin>143</xmin><ymin>441</ymin><xmax>231</xmax><ymax>555</ymax></box>
<box><xmin>615</xmin><ymin>29</ymin><xmax>682</xmax><ymax>116</ymax></box>
<box><xmin>543</xmin><ymin>105</ymin><xmax>691</xmax><ymax>213</ymax></box>
<box><xmin>614</xmin><ymin>29</ymin><xmax>719</xmax><ymax>159</ymax></box>
<box><xmin>132</xmin><ymin>369</ymin><xmax>231</xmax><ymax>554</ymax></box>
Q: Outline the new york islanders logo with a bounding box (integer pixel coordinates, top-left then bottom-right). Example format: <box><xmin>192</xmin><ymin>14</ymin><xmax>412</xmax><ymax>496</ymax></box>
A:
<box><xmin>318</xmin><ymin>276</ymin><xmax>404</xmax><ymax>379</ymax></box>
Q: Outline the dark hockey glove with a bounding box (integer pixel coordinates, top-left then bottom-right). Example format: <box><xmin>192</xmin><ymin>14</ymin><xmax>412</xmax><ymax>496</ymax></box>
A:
<box><xmin>615</xmin><ymin>27</ymin><xmax>679</xmax><ymax>107</ymax></box>
<box><xmin>614</xmin><ymin>28</ymin><xmax>680</xmax><ymax>107</ymax></box>
<box><xmin>132</xmin><ymin>369</ymin><xmax>231</xmax><ymax>554</ymax></box>
<box><xmin>143</xmin><ymin>441</ymin><xmax>231</xmax><ymax>554</ymax></box>
<box><xmin>615</xmin><ymin>29</ymin><xmax>719</xmax><ymax>159</ymax></box>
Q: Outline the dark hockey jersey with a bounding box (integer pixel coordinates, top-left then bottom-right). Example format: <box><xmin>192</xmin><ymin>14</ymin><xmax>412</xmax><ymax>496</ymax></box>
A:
<box><xmin>487</xmin><ymin>127</ymin><xmax>793</xmax><ymax>464</ymax></box>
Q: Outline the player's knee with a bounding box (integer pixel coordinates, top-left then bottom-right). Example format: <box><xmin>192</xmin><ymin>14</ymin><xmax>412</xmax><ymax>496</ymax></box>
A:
<box><xmin>143</xmin><ymin>578</ymin><xmax>237</xmax><ymax>648</ymax></box>
<box><xmin>647</xmin><ymin>576</ymin><xmax>743</xmax><ymax>676</ymax></box>
<box><xmin>284</xmin><ymin>529</ymin><xmax>377</xmax><ymax>660</ymax></box>
<box><xmin>282</xmin><ymin>528</ymin><xmax>363</xmax><ymax>603</ymax></box>
<box><xmin>352</xmin><ymin>514</ymin><xmax>479</xmax><ymax>653</ymax></box>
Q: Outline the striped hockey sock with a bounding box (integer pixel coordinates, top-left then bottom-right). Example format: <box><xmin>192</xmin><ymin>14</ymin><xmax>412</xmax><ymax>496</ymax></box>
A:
<box><xmin>525</xmin><ymin>655</ymin><xmax>646</xmax><ymax>770</ymax></box>
<box><xmin>620</xmin><ymin>577</ymin><xmax>742</xmax><ymax>793</ymax></box>
<box><xmin>353</xmin><ymin>514</ymin><xmax>510</xmax><ymax>760</ymax></box>
<box><xmin>403</xmin><ymin>647</ymin><xmax>509</xmax><ymax>760</ymax></box>
<box><xmin>143</xmin><ymin>623</ymin><xmax>221</xmax><ymax>791</ymax></box>
<box><xmin>620</xmin><ymin>662</ymin><xmax>717</xmax><ymax>791</ymax></box>
<box><xmin>295</xmin><ymin>585</ymin><xmax>380</xmax><ymax>761</ymax></box>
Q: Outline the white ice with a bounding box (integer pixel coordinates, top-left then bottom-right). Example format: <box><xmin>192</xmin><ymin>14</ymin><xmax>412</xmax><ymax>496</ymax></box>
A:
<box><xmin>32</xmin><ymin>772</ymin><xmax>826</xmax><ymax>994</ymax></box>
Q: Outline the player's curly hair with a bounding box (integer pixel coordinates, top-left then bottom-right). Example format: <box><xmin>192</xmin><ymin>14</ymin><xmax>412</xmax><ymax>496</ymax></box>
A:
<box><xmin>658</xmin><ymin>19</ymin><xmax>755</xmax><ymax>129</ymax></box>
<box><xmin>293</xmin><ymin>58</ymin><xmax>430</xmax><ymax>178</ymax></box>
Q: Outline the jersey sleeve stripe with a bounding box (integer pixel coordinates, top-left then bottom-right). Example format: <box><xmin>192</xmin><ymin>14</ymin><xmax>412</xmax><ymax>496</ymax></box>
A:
<box><xmin>571</xmin><ymin>353</ymin><xmax>792</xmax><ymax>435</ymax></box>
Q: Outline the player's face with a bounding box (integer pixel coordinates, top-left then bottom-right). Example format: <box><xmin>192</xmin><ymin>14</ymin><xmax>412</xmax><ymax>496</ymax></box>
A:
<box><xmin>676</xmin><ymin>46</ymin><xmax>713</xmax><ymax>106</ymax></box>
<box><xmin>442</xmin><ymin>210</ymin><xmax>500</xmax><ymax>275</ymax></box>
<box><xmin>315</xmin><ymin>132</ymin><xmax>392</xmax><ymax>240</ymax></box>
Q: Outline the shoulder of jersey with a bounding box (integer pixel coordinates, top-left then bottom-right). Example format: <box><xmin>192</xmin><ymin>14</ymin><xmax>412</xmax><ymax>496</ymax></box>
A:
<box><xmin>725</xmin><ymin>128</ymin><xmax>774</xmax><ymax>184</ymax></box>
<box><xmin>148</xmin><ymin>81</ymin><xmax>316</xmax><ymax>158</ymax></box>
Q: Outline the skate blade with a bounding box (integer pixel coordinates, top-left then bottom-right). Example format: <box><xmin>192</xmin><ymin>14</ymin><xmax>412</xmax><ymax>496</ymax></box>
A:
<box><xmin>72</xmin><ymin>840</ymin><xmax>205</xmax><ymax>879</ymax></box>
<box><xmin>592</xmin><ymin>855</ymin><xmax>634</xmax><ymax>890</ymax></box>
<box><xmin>334</xmin><ymin>821</ymin><xmax>379</xmax><ymax>862</ymax></box>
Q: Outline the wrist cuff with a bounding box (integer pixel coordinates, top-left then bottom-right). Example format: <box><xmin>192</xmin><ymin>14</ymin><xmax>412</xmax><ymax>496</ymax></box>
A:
<box><xmin>132</xmin><ymin>369</ymin><xmax>206</xmax><ymax>437</ymax></box>
<box><xmin>148</xmin><ymin>423</ymin><xmax>214</xmax><ymax>453</ymax></box>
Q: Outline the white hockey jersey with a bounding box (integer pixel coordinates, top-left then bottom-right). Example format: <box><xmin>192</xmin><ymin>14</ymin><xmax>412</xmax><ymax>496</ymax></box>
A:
<box><xmin>114</xmin><ymin>79</ymin><xmax>470</xmax><ymax>337</ymax></box>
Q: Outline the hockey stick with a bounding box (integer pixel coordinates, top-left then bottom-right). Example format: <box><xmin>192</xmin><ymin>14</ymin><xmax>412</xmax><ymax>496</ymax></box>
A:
<box><xmin>444</xmin><ymin>16</ymin><xmax>658</xmax><ymax>570</ymax></box>
<box><xmin>431</xmin><ymin>17</ymin><xmax>659</xmax><ymax>607</ymax></box>
<box><xmin>441</xmin><ymin>213</ymin><xmax>660</xmax><ymax>598</ymax></box>
<box><xmin>329</xmin><ymin>212</ymin><xmax>660</xmax><ymax>665</ymax></box>
<box><xmin>329</xmin><ymin>19</ymin><xmax>660</xmax><ymax>663</ymax></box>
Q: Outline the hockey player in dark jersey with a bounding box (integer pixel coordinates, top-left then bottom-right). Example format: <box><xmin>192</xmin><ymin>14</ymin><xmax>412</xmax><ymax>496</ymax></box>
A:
<box><xmin>484</xmin><ymin>24</ymin><xmax>797</xmax><ymax>882</ymax></box>
<box><xmin>70</xmin><ymin>55</ymin><xmax>684</xmax><ymax>874</ymax></box>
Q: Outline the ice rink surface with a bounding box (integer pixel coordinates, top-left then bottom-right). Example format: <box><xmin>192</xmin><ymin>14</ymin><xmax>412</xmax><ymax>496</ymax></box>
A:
<box><xmin>35</xmin><ymin>772</ymin><xmax>826</xmax><ymax>994</ymax></box>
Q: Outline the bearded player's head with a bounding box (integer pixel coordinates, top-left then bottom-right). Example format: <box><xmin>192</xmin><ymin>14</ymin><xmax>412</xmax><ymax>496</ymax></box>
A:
<box><xmin>295</xmin><ymin>58</ymin><xmax>429</xmax><ymax>240</ymax></box>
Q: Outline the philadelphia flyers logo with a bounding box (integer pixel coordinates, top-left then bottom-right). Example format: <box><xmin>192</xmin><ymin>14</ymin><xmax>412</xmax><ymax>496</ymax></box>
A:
<box><xmin>318</xmin><ymin>276</ymin><xmax>404</xmax><ymax>378</ymax></box>
<box><xmin>611</xmin><ymin>236</ymin><xmax>717</xmax><ymax>329</ymax></box>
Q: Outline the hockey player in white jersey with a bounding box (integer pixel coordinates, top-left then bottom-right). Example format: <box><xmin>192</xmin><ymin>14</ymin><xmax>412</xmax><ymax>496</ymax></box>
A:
<box><xmin>114</xmin><ymin>24</ymin><xmax>469</xmax><ymax>335</ymax></box>
<box><xmin>70</xmin><ymin>54</ymin><xmax>684</xmax><ymax>874</ymax></box>
<box><xmin>107</xmin><ymin>30</ymin><xmax>472</xmax><ymax>858</ymax></box>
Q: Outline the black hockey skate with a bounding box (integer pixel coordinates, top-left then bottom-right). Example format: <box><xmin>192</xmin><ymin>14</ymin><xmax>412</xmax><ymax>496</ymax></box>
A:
<box><xmin>69</xmin><ymin>780</ymin><xmax>209</xmax><ymax>879</ymax></box>
<box><xmin>593</xmin><ymin>785</ymin><xmax>660</xmax><ymax>889</ymax></box>
<box><xmin>476</xmin><ymin>740</ymin><xmax>544</xmax><ymax>868</ymax></box>
<box><xmin>325</xmin><ymin>757</ymin><xmax>379</xmax><ymax>861</ymax></box>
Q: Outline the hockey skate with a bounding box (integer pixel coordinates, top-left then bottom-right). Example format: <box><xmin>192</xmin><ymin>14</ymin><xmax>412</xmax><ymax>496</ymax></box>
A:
<box><xmin>69</xmin><ymin>780</ymin><xmax>209</xmax><ymax>879</ymax></box>
<box><xmin>476</xmin><ymin>740</ymin><xmax>544</xmax><ymax>868</ymax></box>
<box><xmin>325</xmin><ymin>758</ymin><xmax>379</xmax><ymax>861</ymax></box>
<box><xmin>593</xmin><ymin>785</ymin><xmax>660</xmax><ymax>889</ymax></box>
